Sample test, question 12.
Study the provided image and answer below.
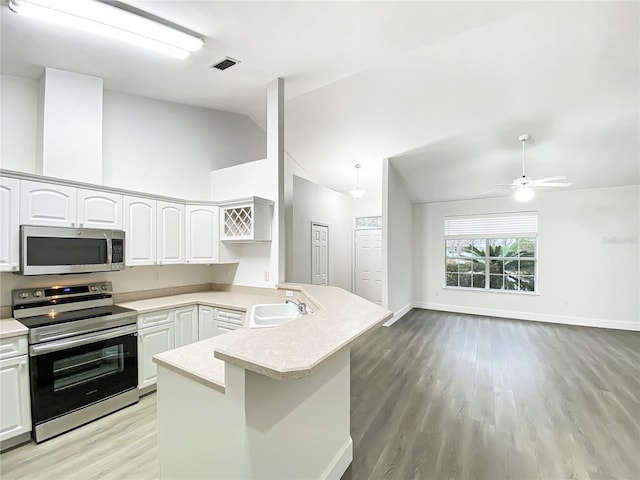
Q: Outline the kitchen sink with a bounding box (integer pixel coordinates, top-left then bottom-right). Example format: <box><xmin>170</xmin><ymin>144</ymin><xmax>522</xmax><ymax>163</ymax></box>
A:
<box><xmin>248</xmin><ymin>303</ymin><xmax>301</xmax><ymax>328</ymax></box>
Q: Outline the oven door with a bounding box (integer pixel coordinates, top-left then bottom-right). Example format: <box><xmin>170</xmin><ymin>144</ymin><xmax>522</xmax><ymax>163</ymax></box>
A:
<box><xmin>29</xmin><ymin>325</ymin><xmax>138</xmax><ymax>425</ymax></box>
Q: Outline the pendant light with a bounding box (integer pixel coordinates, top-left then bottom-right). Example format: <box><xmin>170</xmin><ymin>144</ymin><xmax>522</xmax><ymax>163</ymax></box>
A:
<box><xmin>513</xmin><ymin>134</ymin><xmax>535</xmax><ymax>202</ymax></box>
<box><xmin>349</xmin><ymin>164</ymin><xmax>366</xmax><ymax>199</ymax></box>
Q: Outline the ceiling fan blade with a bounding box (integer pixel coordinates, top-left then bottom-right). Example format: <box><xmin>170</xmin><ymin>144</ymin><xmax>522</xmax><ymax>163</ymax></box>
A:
<box><xmin>480</xmin><ymin>188</ymin><xmax>512</xmax><ymax>195</ymax></box>
<box><xmin>534</xmin><ymin>182</ymin><xmax>573</xmax><ymax>187</ymax></box>
<box><xmin>531</xmin><ymin>176</ymin><xmax>567</xmax><ymax>183</ymax></box>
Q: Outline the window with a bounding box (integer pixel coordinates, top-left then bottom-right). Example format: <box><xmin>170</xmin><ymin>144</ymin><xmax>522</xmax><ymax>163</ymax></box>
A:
<box><xmin>444</xmin><ymin>213</ymin><xmax>537</xmax><ymax>293</ymax></box>
<box><xmin>355</xmin><ymin>216</ymin><xmax>382</xmax><ymax>229</ymax></box>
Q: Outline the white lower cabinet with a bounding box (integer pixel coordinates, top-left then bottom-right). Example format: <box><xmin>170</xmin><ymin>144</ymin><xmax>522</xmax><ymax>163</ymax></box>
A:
<box><xmin>197</xmin><ymin>305</ymin><xmax>217</xmax><ymax>340</ymax></box>
<box><xmin>174</xmin><ymin>305</ymin><xmax>198</xmax><ymax>348</ymax></box>
<box><xmin>138</xmin><ymin>303</ymin><xmax>246</xmax><ymax>390</ymax></box>
<box><xmin>138</xmin><ymin>322</ymin><xmax>175</xmax><ymax>391</ymax></box>
<box><xmin>0</xmin><ymin>337</ymin><xmax>31</xmax><ymax>446</ymax></box>
<box><xmin>198</xmin><ymin>305</ymin><xmax>244</xmax><ymax>340</ymax></box>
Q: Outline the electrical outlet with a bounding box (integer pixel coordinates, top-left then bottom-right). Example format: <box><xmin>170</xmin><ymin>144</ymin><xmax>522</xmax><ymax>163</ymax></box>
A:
<box><xmin>264</xmin><ymin>271</ymin><xmax>269</xmax><ymax>282</ymax></box>
<box><xmin>285</xmin><ymin>290</ymin><xmax>294</xmax><ymax>297</ymax></box>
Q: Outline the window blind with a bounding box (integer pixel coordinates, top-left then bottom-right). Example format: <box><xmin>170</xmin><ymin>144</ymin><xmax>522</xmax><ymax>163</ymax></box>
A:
<box><xmin>444</xmin><ymin>212</ymin><xmax>537</xmax><ymax>238</ymax></box>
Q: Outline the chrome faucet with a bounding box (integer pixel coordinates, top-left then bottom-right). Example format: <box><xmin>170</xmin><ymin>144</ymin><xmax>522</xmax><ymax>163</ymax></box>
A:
<box><xmin>286</xmin><ymin>299</ymin><xmax>307</xmax><ymax>315</ymax></box>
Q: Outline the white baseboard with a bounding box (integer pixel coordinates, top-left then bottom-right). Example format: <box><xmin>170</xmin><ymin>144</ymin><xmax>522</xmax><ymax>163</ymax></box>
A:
<box><xmin>414</xmin><ymin>302</ymin><xmax>640</xmax><ymax>331</ymax></box>
<box><xmin>383</xmin><ymin>303</ymin><xmax>413</xmax><ymax>327</ymax></box>
<box><xmin>322</xmin><ymin>437</ymin><xmax>353</xmax><ymax>480</ymax></box>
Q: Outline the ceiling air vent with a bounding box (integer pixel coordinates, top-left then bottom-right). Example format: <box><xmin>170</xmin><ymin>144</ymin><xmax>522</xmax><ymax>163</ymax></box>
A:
<box><xmin>210</xmin><ymin>57</ymin><xmax>240</xmax><ymax>71</ymax></box>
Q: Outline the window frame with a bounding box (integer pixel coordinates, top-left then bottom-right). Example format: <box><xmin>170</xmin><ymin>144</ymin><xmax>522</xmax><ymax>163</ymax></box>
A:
<box><xmin>443</xmin><ymin>213</ymin><xmax>538</xmax><ymax>295</ymax></box>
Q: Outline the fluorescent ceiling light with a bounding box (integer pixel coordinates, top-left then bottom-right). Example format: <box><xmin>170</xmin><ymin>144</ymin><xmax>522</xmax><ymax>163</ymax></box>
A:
<box><xmin>8</xmin><ymin>0</ymin><xmax>204</xmax><ymax>59</ymax></box>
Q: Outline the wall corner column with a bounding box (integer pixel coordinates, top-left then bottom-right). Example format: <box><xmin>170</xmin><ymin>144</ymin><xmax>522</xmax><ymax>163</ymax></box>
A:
<box><xmin>267</xmin><ymin>78</ymin><xmax>285</xmax><ymax>284</ymax></box>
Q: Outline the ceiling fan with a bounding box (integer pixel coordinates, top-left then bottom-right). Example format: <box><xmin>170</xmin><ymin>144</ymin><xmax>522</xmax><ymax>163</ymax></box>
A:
<box><xmin>504</xmin><ymin>133</ymin><xmax>572</xmax><ymax>201</ymax></box>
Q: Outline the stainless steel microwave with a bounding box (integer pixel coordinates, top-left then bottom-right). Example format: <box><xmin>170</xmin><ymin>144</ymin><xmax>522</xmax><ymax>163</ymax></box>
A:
<box><xmin>20</xmin><ymin>225</ymin><xmax>125</xmax><ymax>275</ymax></box>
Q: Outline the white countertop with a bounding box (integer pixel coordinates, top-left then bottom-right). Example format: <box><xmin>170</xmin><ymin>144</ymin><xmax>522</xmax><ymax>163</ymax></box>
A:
<box><xmin>118</xmin><ymin>290</ymin><xmax>286</xmax><ymax>313</ymax></box>
<box><xmin>151</xmin><ymin>284</ymin><xmax>392</xmax><ymax>387</ymax></box>
<box><xmin>0</xmin><ymin>318</ymin><xmax>28</xmax><ymax>339</ymax></box>
<box><xmin>152</xmin><ymin>335</ymin><xmax>228</xmax><ymax>393</ymax></box>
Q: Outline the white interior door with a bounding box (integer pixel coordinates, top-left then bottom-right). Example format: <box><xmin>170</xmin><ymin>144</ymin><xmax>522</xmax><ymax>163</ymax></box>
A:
<box><xmin>311</xmin><ymin>223</ymin><xmax>328</xmax><ymax>285</ymax></box>
<box><xmin>355</xmin><ymin>228</ymin><xmax>383</xmax><ymax>305</ymax></box>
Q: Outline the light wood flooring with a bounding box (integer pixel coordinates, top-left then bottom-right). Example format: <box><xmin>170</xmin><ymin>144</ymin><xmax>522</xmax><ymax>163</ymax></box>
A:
<box><xmin>1</xmin><ymin>309</ymin><xmax>639</xmax><ymax>480</ymax></box>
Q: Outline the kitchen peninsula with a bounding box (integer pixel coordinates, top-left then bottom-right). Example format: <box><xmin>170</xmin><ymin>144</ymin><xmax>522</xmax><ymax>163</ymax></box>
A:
<box><xmin>150</xmin><ymin>284</ymin><xmax>392</xmax><ymax>480</ymax></box>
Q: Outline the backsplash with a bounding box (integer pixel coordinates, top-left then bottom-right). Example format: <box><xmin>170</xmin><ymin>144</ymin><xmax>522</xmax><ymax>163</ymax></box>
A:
<box><xmin>0</xmin><ymin>264</ymin><xmax>236</xmax><ymax>317</ymax></box>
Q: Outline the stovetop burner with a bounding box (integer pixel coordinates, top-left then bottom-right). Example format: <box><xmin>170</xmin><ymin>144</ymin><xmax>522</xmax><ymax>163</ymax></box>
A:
<box><xmin>16</xmin><ymin>305</ymin><xmax>135</xmax><ymax>329</ymax></box>
<box><xmin>12</xmin><ymin>281</ymin><xmax>137</xmax><ymax>345</ymax></box>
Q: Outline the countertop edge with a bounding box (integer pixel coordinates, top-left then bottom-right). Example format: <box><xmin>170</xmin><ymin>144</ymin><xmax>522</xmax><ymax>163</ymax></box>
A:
<box><xmin>0</xmin><ymin>318</ymin><xmax>28</xmax><ymax>339</ymax></box>
<box><xmin>153</xmin><ymin>355</ymin><xmax>225</xmax><ymax>394</ymax></box>
<box><xmin>213</xmin><ymin>309</ymin><xmax>393</xmax><ymax>380</ymax></box>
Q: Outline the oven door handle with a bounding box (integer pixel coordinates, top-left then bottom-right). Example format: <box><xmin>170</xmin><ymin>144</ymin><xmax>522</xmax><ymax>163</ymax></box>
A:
<box><xmin>30</xmin><ymin>324</ymin><xmax>137</xmax><ymax>356</ymax></box>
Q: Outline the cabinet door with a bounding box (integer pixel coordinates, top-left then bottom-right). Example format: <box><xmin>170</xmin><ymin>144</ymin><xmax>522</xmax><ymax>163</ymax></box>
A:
<box><xmin>174</xmin><ymin>305</ymin><xmax>198</xmax><ymax>348</ymax></box>
<box><xmin>138</xmin><ymin>323</ymin><xmax>175</xmax><ymax>390</ymax></box>
<box><xmin>0</xmin><ymin>355</ymin><xmax>31</xmax><ymax>442</ymax></box>
<box><xmin>215</xmin><ymin>321</ymin><xmax>241</xmax><ymax>335</ymax></box>
<box><xmin>124</xmin><ymin>196</ymin><xmax>156</xmax><ymax>266</ymax></box>
<box><xmin>198</xmin><ymin>305</ymin><xmax>219</xmax><ymax>340</ymax></box>
<box><xmin>20</xmin><ymin>180</ymin><xmax>77</xmax><ymax>227</ymax></box>
<box><xmin>77</xmin><ymin>189</ymin><xmax>123</xmax><ymax>229</ymax></box>
<box><xmin>185</xmin><ymin>205</ymin><xmax>219</xmax><ymax>264</ymax></box>
<box><xmin>0</xmin><ymin>178</ymin><xmax>20</xmax><ymax>272</ymax></box>
<box><xmin>157</xmin><ymin>201</ymin><xmax>184</xmax><ymax>265</ymax></box>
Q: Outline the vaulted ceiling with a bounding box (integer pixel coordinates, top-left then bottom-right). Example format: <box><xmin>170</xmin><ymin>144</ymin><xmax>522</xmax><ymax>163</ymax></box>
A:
<box><xmin>1</xmin><ymin>1</ymin><xmax>638</xmax><ymax>202</ymax></box>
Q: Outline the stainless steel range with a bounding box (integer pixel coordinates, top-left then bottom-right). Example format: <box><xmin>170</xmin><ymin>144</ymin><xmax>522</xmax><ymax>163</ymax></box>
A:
<box><xmin>12</xmin><ymin>282</ymin><xmax>139</xmax><ymax>443</ymax></box>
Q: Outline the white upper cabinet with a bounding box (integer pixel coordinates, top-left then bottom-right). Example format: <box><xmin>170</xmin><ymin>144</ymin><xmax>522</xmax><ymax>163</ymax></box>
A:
<box><xmin>185</xmin><ymin>205</ymin><xmax>219</xmax><ymax>264</ymax></box>
<box><xmin>220</xmin><ymin>197</ymin><xmax>273</xmax><ymax>242</ymax></box>
<box><xmin>77</xmin><ymin>189</ymin><xmax>123</xmax><ymax>229</ymax></box>
<box><xmin>124</xmin><ymin>196</ymin><xmax>156</xmax><ymax>266</ymax></box>
<box><xmin>20</xmin><ymin>180</ymin><xmax>77</xmax><ymax>227</ymax></box>
<box><xmin>157</xmin><ymin>201</ymin><xmax>185</xmax><ymax>265</ymax></box>
<box><xmin>0</xmin><ymin>177</ymin><xmax>20</xmax><ymax>272</ymax></box>
<box><xmin>124</xmin><ymin>197</ymin><xmax>186</xmax><ymax>266</ymax></box>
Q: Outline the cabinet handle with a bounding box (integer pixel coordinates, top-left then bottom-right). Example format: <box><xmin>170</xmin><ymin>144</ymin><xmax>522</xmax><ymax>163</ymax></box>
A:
<box><xmin>71</xmin><ymin>222</ymin><xmax>75</xmax><ymax>227</ymax></box>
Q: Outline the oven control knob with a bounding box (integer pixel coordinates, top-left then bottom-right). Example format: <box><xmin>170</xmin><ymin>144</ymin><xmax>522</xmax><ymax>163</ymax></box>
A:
<box><xmin>19</xmin><ymin>292</ymin><xmax>29</xmax><ymax>299</ymax></box>
<box><xmin>90</xmin><ymin>286</ymin><xmax>98</xmax><ymax>292</ymax></box>
<box><xmin>33</xmin><ymin>290</ymin><xmax>43</xmax><ymax>297</ymax></box>
<box><xmin>101</xmin><ymin>285</ymin><xmax>109</xmax><ymax>291</ymax></box>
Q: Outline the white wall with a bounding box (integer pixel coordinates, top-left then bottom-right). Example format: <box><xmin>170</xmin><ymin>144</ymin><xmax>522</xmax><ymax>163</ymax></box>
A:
<box><xmin>210</xmin><ymin>158</ymin><xmax>278</xmax><ymax>288</ymax></box>
<box><xmin>0</xmin><ymin>75</ymin><xmax>266</xmax><ymax>200</ymax></box>
<box><xmin>413</xmin><ymin>185</ymin><xmax>640</xmax><ymax>330</ymax></box>
<box><xmin>103</xmin><ymin>90</ymin><xmax>265</xmax><ymax>200</ymax></box>
<box><xmin>39</xmin><ymin>69</ymin><xmax>103</xmax><ymax>184</ymax></box>
<box><xmin>0</xmin><ymin>74</ymin><xmax>268</xmax><ymax>301</ymax></box>
<box><xmin>290</xmin><ymin>175</ymin><xmax>353</xmax><ymax>291</ymax></box>
<box><xmin>0</xmin><ymin>264</ymin><xmax>230</xmax><ymax>307</ymax></box>
<box><xmin>352</xmin><ymin>190</ymin><xmax>381</xmax><ymax>218</ymax></box>
<box><xmin>382</xmin><ymin>160</ymin><xmax>413</xmax><ymax>322</ymax></box>
<box><xmin>1</xmin><ymin>76</ymin><xmax>39</xmax><ymax>173</ymax></box>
